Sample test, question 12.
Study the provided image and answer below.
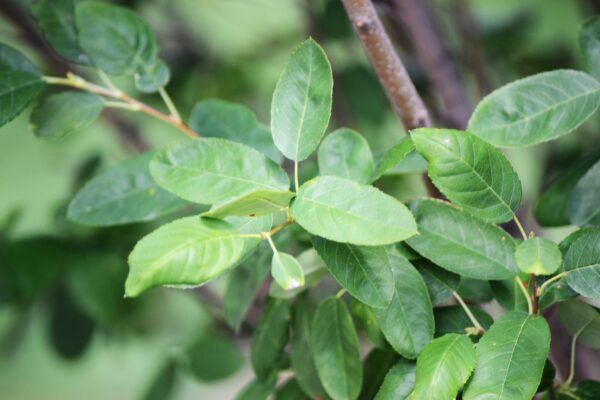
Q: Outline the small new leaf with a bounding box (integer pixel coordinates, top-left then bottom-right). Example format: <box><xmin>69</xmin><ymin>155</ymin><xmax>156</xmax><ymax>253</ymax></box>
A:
<box><xmin>271</xmin><ymin>252</ymin><xmax>305</xmax><ymax>290</ymax></box>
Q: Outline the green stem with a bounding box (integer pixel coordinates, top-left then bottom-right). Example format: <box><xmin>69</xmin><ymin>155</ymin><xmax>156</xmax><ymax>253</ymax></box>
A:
<box><xmin>538</xmin><ymin>272</ymin><xmax>568</xmax><ymax>296</ymax></box>
<box><xmin>158</xmin><ymin>87</ymin><xmax>182</xmax><ymax>122</ymax></box>
<box><xmin>565</xmin><ymin>328</ymin><xmax>584</xmax><ymax>387</ymax></box>
<box><xmin>452</xmin><ymin>291</ymin><xmax>484</xmax><ymax>333</ymax></box>
<box><xmin>104</xmin><ymin>101</ymin><xmax>140</xmax><ymax>111</ymax></box>
<box><xmin>513</xmin><ymin>215</ymin><xmax>528</xmax><ymax>241</ymax></box>
<box><xmin>265</xmin><ymin>234</ymin><xmax>278</xmax><ymax>254</ymax></box>
<box><xmin>336</xmin><ymin>288</ymin><xmax>347</xmax><ymax>298</ymax></box>
<box><xmin>43</xmin><ymin>73</ymin><xmax>198</xmax><ymax>138</ymax></box>
<box><xmin>294</xmin><ymin>160</ymin><xmax>299</xmax><ymax>192</ymax></box>
<box><xmin>515</xmin><ymin>276</ymin><xmax>533</xmax><ymax>315</ymax></box>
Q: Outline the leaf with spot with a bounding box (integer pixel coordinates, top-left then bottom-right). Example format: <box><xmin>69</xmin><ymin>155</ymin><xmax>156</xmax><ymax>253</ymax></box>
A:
<box><xmin>271</xmin><ymin>39</ymin><xmax>333</xmax><ymax>161</ymax></box>
<box><xmin>271</xmin><ymin>252</ymin><xmax>305</xmax><ymax>291</ymax></box>
<box><xmin>203</xmin><ymin>190</ymin><xmax>293</xmax><ymax>219</ymax></box>
<box><xmin>412</xmin><ymin>129</ymin><xmax>522</xmax><ymax>223</ymax></box>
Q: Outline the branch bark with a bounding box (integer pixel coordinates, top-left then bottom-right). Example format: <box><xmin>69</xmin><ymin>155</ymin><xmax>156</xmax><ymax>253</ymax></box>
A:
<box><xmin>340</xmin><ymin>0</ymin><xmax>431</xmax><ymax>130</ymax></box>
<box><xmin>391</xmin><ymin>0</ymin><xmax>473</xmax><ymax>129</ymax></box>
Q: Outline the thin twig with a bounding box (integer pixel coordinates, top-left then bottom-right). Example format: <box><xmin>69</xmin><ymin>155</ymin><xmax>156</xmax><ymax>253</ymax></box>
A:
<box><xmin>515</xmin><ymin>276</ymin><xmax>533</xmax><ymax>315</ymax></box>
<box><xmin>158</xmin><ymin>87</ymin><xmax>183</xmax><ymax>122</ymax></box>
<box><xmin>513</xmin><ymin>215</ymin><xmax>529</xmax><ymax>241</ymax></box>
<box><xmin>452</xmin><ymin>290</ymin><xmax>485</xmax><ymax>334</ymax></box>
<box><xmin>43</xmin><ymin>74</ymin><xmax>199</xmax><ymax>139</ymax></box>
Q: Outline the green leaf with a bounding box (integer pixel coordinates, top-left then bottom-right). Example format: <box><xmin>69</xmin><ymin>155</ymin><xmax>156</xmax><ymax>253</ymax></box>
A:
<box><xmin>434</xmin><ymin>306</ymin><xmax>494</xmax><ymax>338</ymax></box>
<box><xmin>374</xmin><ymin>249</ymin><xmax>434</xmax><ymax>358</ymax></box>
<box><xmin>360</xmin><ymin>349</ymin><xmax>399</xmax><ymax>400</ymax></box>
<box><xmin>269</xmin><ymin>248</ymin><xmax>327</xmax><ymax>299</ymax></box>
<box><xmin>271</xmin><ymin>39</ymin><xmax>333</xmax><ymax>161</ymax></box>
<box><xmin>186</xmin><ymin>334</ymin><xmax>243</xmax><ymax>382</ymax></box>
<box><xmin>68</xmin><ymin>152</ymin><xmax>188</xmax><ymax>226</ymax></box>
<box><xmin>318</xmin><ymin>128</ymin><xmax>374</xmax><ymax>184</ymax></box>
<box><xmin>415</xmin><ymin>259</ymin><xmax>460</xmax><ymax>306</ymax></box>
<box><xmin>412</xmin><ymin>334</ymin><xmax>476</xmax><ymax>400</ymax></box>
<box><xmin>539</xmin><ymin>276</ymin><xmax>577</xmax><ymax>310</ymax></box>
<box><xmin>456</xmin><ymin>279</ymin><xmax>493</xmax><ymax>303</ymax></box>
<box><xmin>373</xmin><ymin>359</ymin><xmax>416</xmax><ymax>400</ymax></box>
<box><xmin>291</xmin><ymin>176</ymin><xmax>417</xmax><ymax>246</ymax></box>
<box><xmin>203</xmin><ymin>190</ymin><xmax>293</xmax><ymax>219</ymax></box>
<box><xmin>407</xmin><ymin>199</ymin><xmax>518</xmax><ymax>280</ymax></box>
<box><xmin>30</xmin><ymin>0</ymin><xmax>91</xmax><ymax>65</ymax></box>
<box><xmin>141</xmin><ymin>361</ymin><xmax>177</xmax><ymax>400</ymax></box>
<box><xmin>515</xmin><ymin>237</ymin><xmax>562</xmax><ymax>275</ymax></box>
<box><xmin>490</xmin><ymin>279</ymin><xmax>528</xmax><ymax>312</ymax></box>
<box><xmin>468</xmin><ymin>70</ymin><xmax>600</xmax><ymax>147</ymax></box>
<box><xmin>580</xmin><ymin>17</ymin><xmax>600</xmax><ymax>80</ymax></box>
<box><xmin>134</xmin><ymin>59</ymin><xmax>170</xmax><ymax>93</ymax></box>
<box><xmin>224</xmin><ymin>242</ymin><xmax>272</xmax><ymax>332</ymax></box>
<box><xmin>30</xmin><ymin>91</ymin><xmax>104</xmax><ymax>139</ymax></box>
<box><xmin>312</xmin><ymin>237</ymin><xmax>394</xmax><ymax>308</ymax></box>
<box><xmin>227</xmin><ymin>214</ymin><xmax>274</xmax><ymax>256</ymax></box>
<box><xmin>370</xmin><ymin>138</ymin><xmax>415</xmax><ymax>182</ymax></box>
<box><xmin>569</xmin><ymin>159</ymin><xmax>600</xmax><ymax>226</ymax></box>
<box><xmin>272</xmin><ymin>252</ymin><xmax>305</xmax><ymax>291</ymax></box>
<box><xmin>251</xmin><ymin>298</ymin><xmax>290</xmax><ymax>378</ymax></box>
<box><xmin>348</xmin><ymin>298</ymin><xmax>389</xmax><ymax>349</ymax></box>
<box><xmin>151</xmin><ymin>138</ymin><xmax>289</xmax><ymax>205</ymax></box>
<box><xmin>559</xmin><ymin>300</ymin><xmax>600</xmax><ymax>349</ymax></box>
<box><xmin>235</xmin><ymin>374</ymin><xmax>278</xmax><ymax>400</ymax></box>
<box><xmin>412</xmin><ymin>129</ymin><xmax>522</xmax><ymax>223</ymax></box>
<box><xmin>75</xmin><ymin>1</ymin><xmax>158</xmax><ymax>75</ymax></box>
<box><xmin>275</xmin><ymin>379</ymin><xmax>310</xmax><ymax>400</ymax></box>
<box><xmin>311</xmin><ymin>297</ymin><xmax>362</xmax><ymax>400</ymax></box>
<box><xmin>0</xmin><ymin>43</ymin><xmax>40</xmax><ymax>75</ymax></box>
<box><xmin>189</xmin><ymin>99</ymin><xmax>282</xmax><ymax>163</ymax></box>
<box><xmin>290</xmin><ymin>295</ymin><xmax>329</xmax><ymax>399</ymax></box>
<box><xmin>0</xmin><ymin>71</ymin><xmax>45</xmax><ymax>128</ymax></box>
<box><xmin>571</xmin><ymin>380</ymin><xmax>600</xmax><ymax>400</ymax></box>
<box><xmin>534</xmin><ymin>153</ymin><xmax>600</xmax><ymax>227</ymax></box>
<box><xmin>125</xmin><ymin>216</ymin><xmax>244</xmax><ymax>297</ymax></box>
<box><xmin>563</xmin><ymin>228</ymin><xmax>600</xmax><ymax>299</ymax></box>
<box><xmin>463</xmin><ymin>312</ymin><xmax>550</xmax><ymax>400</ymax></box>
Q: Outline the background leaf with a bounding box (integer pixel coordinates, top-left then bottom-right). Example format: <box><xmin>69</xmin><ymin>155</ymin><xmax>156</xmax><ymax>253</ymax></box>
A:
<box><xmin>407</xmin><ymin>199</ymin><xmax>518</xmax><ymax>280</ymax></box>
<box><xmin>374</xmin><ymin>249</ymin><xmax>434</xmax><ymax>358</ymax></box>
<box><xmin>189</xmin><ymin>99</ymin><xmax>282</xmax><ymax>163</ymax></box>
<box><xmin>411</xmin><ymin>334</ymin><xmax>476</xmax><ymax>400</ymax></box>
<box><xmin>463</xmin><ymin>312</ymin><xmax>550</xmax><ymax>400</ymax></box>
<box><xmin>134</xmin><ymin>59</ymin><xmax>170</xmax><ymax>93</ymax></box>
<box><xmin>125</xmin><ymin>216</ymin><xmax>244</xmax><ymax>297</ymax></box>
<box><xmin>30</xmin><ymin>0</ymin><xmax>91</xmax><ymax>65</ymax></box>
<box><xmin>151</xmin><ymin>138</ymin><xmax>289</xmax><ymax>205</ymax></box>
<box><xmin>412</xmin><ymin>129</ymin><xmax>522</xmax><ymax>223</ymax></box>
<box><xmin>568</xmin><ymin>159</ymin><xmax>600</xmax><ymax>226</ymax></box>
<box><xmin>468</xmin><ymin>70</ymin><xmax>600</xmax><ymax>147</ymax></box>
<box><xmin>68</xmin><ymin>152</ymin><xmax>188</xmax><ymax>226</ymax></box>
<box><xmin>579</xmin><ymin>16</ymin><xmax>600</xmax><ymax>80</ymax></box>
<box><xmin>271</xmin><ymin>39</ymin><xmax>333</xmax><ymax>161</ymax></box>
<box><xmin>291</xmin><ymin>176</ymin><xmax>417</xmax><ymax>246</ymax></box>
<box><xmin>318</xmin><ymin>128</ymin><xmax>374</xmax><ymax>184</ymax></box>
<box><xmin>0</xmin><ymin>71</ymin><xmax>45</xmax><ymax>128</ymax></box>
<box><xmin>559</xmin><ymin>300</ymin><xmax>600</xmax><ymax>349</ymax></box>
<box><xmin>251</xmin><ymin>298</ymin><xmax>290</xmax><ymax>378</ymax></box>
<box><xmin>370</xmin><ymin>138</ymin><xmax>415</xmax><ymax>183</ymax></box>
<box><xmin>186</xmin><ymin>334</ymin><xmax>244</xmax><ymax>381</ymax></box>
<box><xmin>374</xmin><ymin>359</ymin><xmax>416</xmax><ymax>400</ymax></box>
<box><xmin>415</xmin><ymin>259</ymin><xmax>460</xmax><ymax>306</ymax></box>
<box><xmin>75</xmin><ymin>1</ymin><xmax>158</xmax><ymax>75</ymax></box>
<box><xmin>0</xmin><ymin>43</ymin><xmax>41</xmax><ymax>75</ymax></box>
<box><xmin>312</xmin><ymin>237</ymin><xmax>394</xmax><ymax>308</ymax></box>
<box><xmin>311</xmin><ymin>297</ymin><xmax>362</xmax><ymax>400</ymax></box>
<box><xmin>31</xmin><ymin>91</ymin><xmax>104</xmax><ymax>139</ymax></box>
<box><xmin>563</xmin><ymin>228</ymin><xmax>600</xmax><ymax>299</ymax></box>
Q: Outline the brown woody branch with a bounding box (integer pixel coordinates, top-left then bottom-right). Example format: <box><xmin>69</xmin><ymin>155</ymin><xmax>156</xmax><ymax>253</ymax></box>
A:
<box><xmin>341</xmin><ymin>0</ymin><xmax>431</xmax><ymax>130</ymax></box>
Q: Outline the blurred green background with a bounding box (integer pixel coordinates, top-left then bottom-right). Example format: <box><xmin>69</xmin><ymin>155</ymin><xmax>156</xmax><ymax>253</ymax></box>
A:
<box><xmin>1</xmin><ymin>0</ymin><xmax>599</xmax><ymax>398</ymax></box>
